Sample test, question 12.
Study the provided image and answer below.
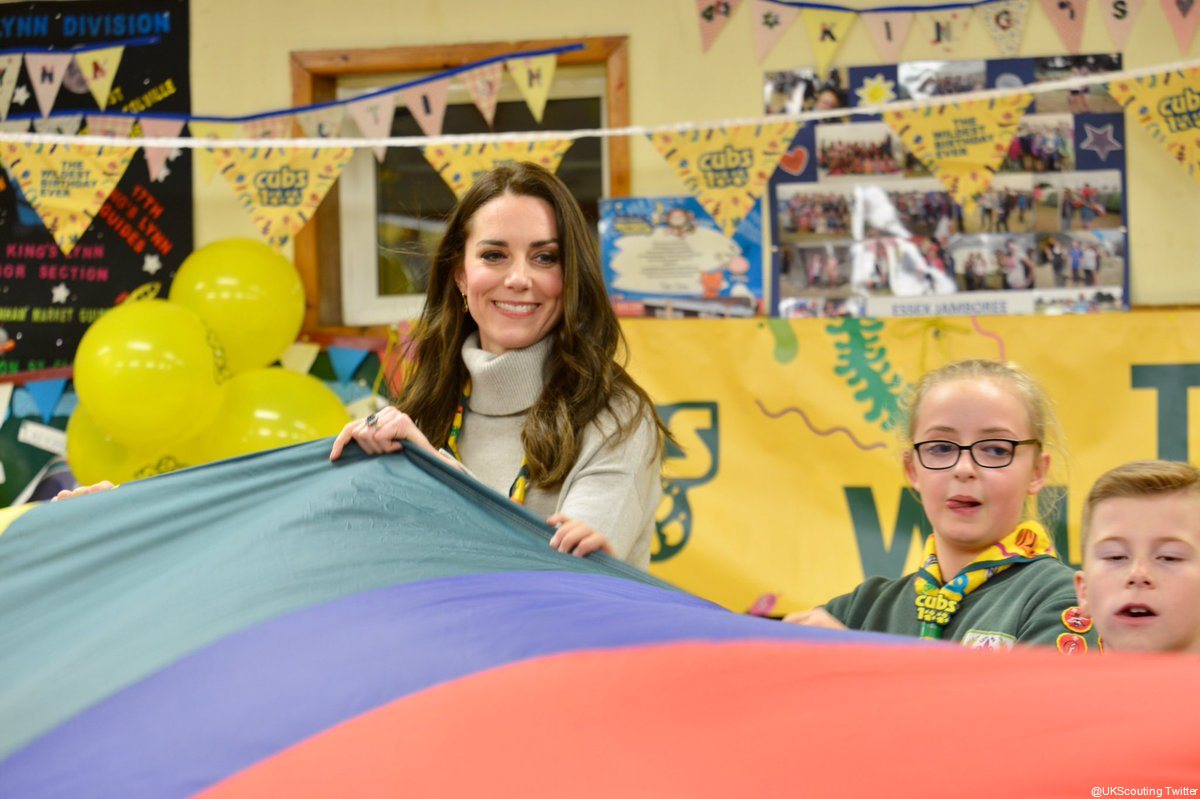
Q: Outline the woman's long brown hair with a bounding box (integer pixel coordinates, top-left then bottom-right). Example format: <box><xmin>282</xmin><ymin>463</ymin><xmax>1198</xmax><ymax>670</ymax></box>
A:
<box><xmin>395</xmin><ymin>161</ymin><xmax>671</xmax><ymax>488</ymax></box>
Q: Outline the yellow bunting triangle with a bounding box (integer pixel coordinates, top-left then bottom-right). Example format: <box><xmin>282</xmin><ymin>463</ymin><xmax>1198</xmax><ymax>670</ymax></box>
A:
<box><xmin>884</xmin><ymin>94</ymin><xmax>1032</xmax><ymax>212</ymax></box>
<box><xmin>422</xmin><ymin>139</ymin><xmax>575</xmax><ymax>199</ymax></box>
<box><xmin>189</xmin><ymin>120</ymin><xmax>242</xmax><ymax>184</ymax></box>
<box><xmin>505</xmin><ymin>54</ymin><xmax>557</xmax><ymax>123</ymax></box>
<box><xmin>75</xmin><ymin>46</ymin><xmax>124</xmax><ymax>110</ymax></box>
<box><xmin>799</xmin><ymin>9</ymin><xmax>857</xmax><ymax>75</ymax></box>
<box><xmin>0</xmin><ymin>141</ymin><xmax>137</xmax><ymax>255</ymax></box>
<box><xmin>648</xmin><ymin>122</ymin><xmax>800</xmax><ymax>238</ymax></box>
<box><xmin>211</xmin><ymin>145</ymin><xmax>354</xmax><ymax>251</ymax></box>
<box><xmin>1108</xmin><ymin>68</ymin><xmax>1200</xmax><ymax>184</ymax></box>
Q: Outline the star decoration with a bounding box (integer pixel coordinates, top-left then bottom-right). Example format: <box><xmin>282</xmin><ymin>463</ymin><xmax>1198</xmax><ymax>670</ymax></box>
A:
<box><xmin>50</xmin><ymin>283</ymin><xmax>69</xmax><ymax>304</ymax></box>
<box><xmin>12</xmin><ymin>85</ymin><xmax>30</xmax><ymax>106</ymax></box>
<box><xmin>153</xmin><ymin>164</ymin><xmax>171</xmax><ymax>183</ymax></box>
<box><xmin>143</xmin><ymin>254</ymin><xmax>163</xmax><ymax>275</ymax></box>
<box><xmin>1079</xmin><ymin>123</ymin><xmax>1123</xmax><ymax>162</ymax></box>
<box><xmin>855</xmin><ymin>74</ymin><xmax>898</xmax><ymax>107</ymax></box>
<box><xmin>762</xmin><ymin>11</ymin><xmax>780</xmax><ymax>28</ymax></box>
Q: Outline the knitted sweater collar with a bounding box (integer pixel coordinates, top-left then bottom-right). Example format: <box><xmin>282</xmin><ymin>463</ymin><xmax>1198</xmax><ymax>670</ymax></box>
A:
<box><xmin>460</xmin><ymin>331</ymin><xmax>552</xmax><ymax>415</ymax></box>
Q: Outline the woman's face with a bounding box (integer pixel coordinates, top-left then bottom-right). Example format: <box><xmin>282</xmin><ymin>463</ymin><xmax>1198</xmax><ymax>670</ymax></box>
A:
<box><xmin>455</xmin><ymin>193</ymin><xmax>565</xmax><ymax>355</ymax></box>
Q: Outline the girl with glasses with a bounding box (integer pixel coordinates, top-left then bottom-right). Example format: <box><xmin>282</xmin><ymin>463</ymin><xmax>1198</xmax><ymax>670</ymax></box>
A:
<box><xmin>785</xmin><ymin>359</ymin><xmax>1099</xmax><ymax>653</ymax></box>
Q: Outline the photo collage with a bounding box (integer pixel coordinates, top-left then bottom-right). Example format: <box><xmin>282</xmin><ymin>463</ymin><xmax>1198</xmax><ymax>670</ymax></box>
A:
<box><xmin>766</xmin><ymin>54</ymin><xmax>1129</xmax><ymax>319</ymax></box>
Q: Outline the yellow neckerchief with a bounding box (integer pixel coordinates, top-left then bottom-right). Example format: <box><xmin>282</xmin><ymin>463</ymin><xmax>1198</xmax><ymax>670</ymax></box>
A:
<box><xmin>446</xmin><ymin>379</ymin><xmax>530</xmax><ymax>505</ymax></box>
<box><xmin>913</xmin><ymin>520</ymin><xmax>1055</xmax><ymax>640</ymax></box>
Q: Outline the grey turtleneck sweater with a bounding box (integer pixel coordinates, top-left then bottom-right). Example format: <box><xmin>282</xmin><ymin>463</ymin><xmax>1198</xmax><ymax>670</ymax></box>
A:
<box><xmin>456</xmin><ymin>332</ymin><xmax>660</xmax><ymax>570</ymax></box>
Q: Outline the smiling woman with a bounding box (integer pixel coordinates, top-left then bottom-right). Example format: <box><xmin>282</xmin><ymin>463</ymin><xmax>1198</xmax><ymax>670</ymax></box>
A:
<box><xmin>329</xmin><ymin>162</ymin><xmax>671</xmax><ymax>570</ymax></box>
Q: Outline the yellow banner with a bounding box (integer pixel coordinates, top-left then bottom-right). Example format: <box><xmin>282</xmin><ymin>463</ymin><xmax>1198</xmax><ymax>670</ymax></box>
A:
<box><xmin>884</xmin><ymin>94</ymin><xmax>1031</xmax><ymax>212</ymax></box>
<box><xmin>1108</xmin><ymin>68</ymin><xmax>1200</xmax><ymax>185</ymax></box>
<box><xmin>505</xmin><ymin>54</ymin><xmax>557</xmax><ymax>124</ymax></box>
<box><xmin>0</xmin><ymin>141</ymin><xmax>136</xmax><ymax>255</ymax></box>
<box><xmin>648</xmin><ymin>122</ymin><xmax>799</xmax><ymax>238</ymax></box>
<box><xmin>627</xmin><ymin>312</ymin><xmax>1200</xmax><ymax>616</ymax></box>
<box><xmin>422</xmin><ymin>139</ymin><xmax>574</xmax><ymax>199</ymax></box>
<box><xmin>211</xmin><ymin>146</ymin><xmax>354</xmax><ymax>250</ymax></box>
<box><xmin>799</xmin><ymin>9</ymin><xmax>857</xmax><ymax>76</ymax></box>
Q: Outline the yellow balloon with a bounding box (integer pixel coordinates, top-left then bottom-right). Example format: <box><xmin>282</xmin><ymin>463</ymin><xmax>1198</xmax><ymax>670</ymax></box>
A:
<box><xmin>74</xmin><ymin>299</ymin><xmax>223</xmax><ymax>446</ymax></box>
<box><xmin>169</xmin><ymin>238</ymin><xmax>305</xmax><ymax>375</ymax></box>
<box><xmin>66</xmin><ymin>406</ymin><xmax>195</xmax><ymax>485</ymax></box>
<box><xmin>190</xmin><ymin>368</ymin><xmax>350</xmax><ymax>462</ymax></box>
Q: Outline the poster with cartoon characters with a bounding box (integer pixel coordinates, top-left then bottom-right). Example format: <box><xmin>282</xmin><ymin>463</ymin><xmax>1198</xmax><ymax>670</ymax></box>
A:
<box><xmin>764</xmin><ymin>55</ymin><xmax>1129</xmax><ymax>319</ymax></box>
<box><xmin>0</xmin><ymin>0</ymin><xmax>191</xmax><ymax>375</ymax></box>
<box><xmin>599</xmin><ymin>197</ymin><xmax>763</xmax><ymax>317</ymax></box>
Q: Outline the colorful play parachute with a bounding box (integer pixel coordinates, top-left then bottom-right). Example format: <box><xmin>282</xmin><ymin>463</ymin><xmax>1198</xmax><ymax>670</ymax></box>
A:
<box><xmin>1</xmin><ymin>441</ymin><xmax>1198</xmax><ymax>798</ymax></box>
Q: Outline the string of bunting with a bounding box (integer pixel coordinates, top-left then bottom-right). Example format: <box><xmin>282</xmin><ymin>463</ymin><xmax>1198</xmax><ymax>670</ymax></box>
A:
<box><xmin>703</xmin><ymin>0</ymin><xmax>1198</xmax><ymax>65</ymax></box>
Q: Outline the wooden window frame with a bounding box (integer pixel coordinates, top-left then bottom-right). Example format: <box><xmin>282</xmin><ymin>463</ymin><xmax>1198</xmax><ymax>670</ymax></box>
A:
<box><xmin>290</xmin><ymin>36</ymin><xmax>630</xmax><ymax>339</ymax></box>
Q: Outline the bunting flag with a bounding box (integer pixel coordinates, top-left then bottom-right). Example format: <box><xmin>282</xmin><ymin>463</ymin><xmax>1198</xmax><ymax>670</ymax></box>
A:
<box><xmin>242</xmin><ymin>116</ymin><xmax>294</xmax><ymax>141</ymax></box>
<box><xmin>139</xmin><ymin>117</ymin><xmax>185</xmax><ymax>182</ymax></box>
<box><xmin>0</xmin><ymin>118</ymin><xmax>29</xmax><ymax>133</ymax></box>
<box><xmin>22</xmin><ymin>379</ymin><xmax>67</xmax><ymax>425</ymax></box>
<box><xmin>189</xmin><ymin>120</ymin><xmax>243</xmax><ymax>183</ymax></box>
<box><xmin>799</xmin><ymin>9</ymin><xmax>857</xmax><ymax>76</ymax></box>
<box><xmin>0</xmin><ymin>383</ymin><xmax>12</xmax><ymax>425</ymax></box>
<box><xmin>505</xmin><ymin>54</ymin><xmax>557</xmax><ymax>124</ymax></box>
<box><xmin>22</xmin><ymin>53</ymin><xmax>72</xmax><ymax>118</ymax></box>
<box><xmin>976</xmin><ymin>0</ymin><xmax>1031</xmax><ymax>56</ymax></box>
<box><xmin>752</xmin><ymin>0</ymin><xmax>802</xmax><ymax>63</ymax></box>
<box><xmin>0</xmin><ymin>54</ymin><xmax>22</xmax><ymax>122</ymax></box>
<box><xmin>397</xmin><ymin>79</ymin><xmax>450</xmax><ymax>138</ymax></box>
<box><xmin>85</xmin><ymin>115</ymin><xmax>135</xmax><ymax>139</ymax></box>
<box><xmin>32</xmin><ymin>114</ymin><xmax>82</xmax><ymax>135</ymax></box>
<box><xmin>346</xmin><ymin>95</ymin><xmax>396</xmax><ymax>163</ymax></box>
<box><xmin>1038</xmin><ymin>0</ymin><xmax>1088</xmax><ymax>52</ymax></box>
<box><xmin>74</xmin><ymin>46</ymin><xmax>123</xmax><ymax>111</ymax></box>
<box><xmin>295</xmin><ymin>105</ymin><xmax>345</xmax><ymax>139</ymax></box>
<box><xmin>884</xmin><ymin>93</ymin><xmax>1033</xmax><ymax>211</ymax></box>
<box><xmin>2</xmin><ymin>442</ymin><xmax>1200</xmax><ymax>797</ymax></box>
<box><xmin>211</xmin><ymin>145</ymin><xmax>355</xmax><ymax>250</ymax></box>
<box><xmin>917</xmin><ymin>9</ymin><xmax>972</xmax><ymax>56</ymax></box>
<box><xmin>862</xmin><ymin>11</ymin><xmax>913</xmax><ymax>64</ymax></box>
<box><xmin>461</xmin><ymin>63</ymin><xmax>504</xmax><ymax>127</ymax></box>
<box><xmin>1108</xmin><ymin>68</ymin><xmax>1200</xmax><ymax>183</ymax></box>
<box><xmin>1160</xmin><ymin>0</ymin><xmax>1200</xmax><ymax>53</ymax></box>
<box><xmin>325</xmin><ymin>346</ymin><xmax>370</xmax><ymax>385</ymax></box>
<box><xmin>280</xmin><ymin>342</ymin><xmax>322</xmax><ymax>375</ymax></box>
<box><xmin>1101</xmin><ymin>0</ymin><xmax>1145</xmax><ymax>49</ymax></box>
<box><xmin>422</xmin><ymin>139</ymin><xmax>575</xmax><ymax>199</ymax></box>
<box><xmin>695</xmin><ymin>0</ymin><xmax>745</xmax><ymax>52</ymax></box>
<box><xmin>0</xmin><ymin>141</ymin><xmax>137</xmax><ymax>255</ymax></box>
<box><xmin>648</xmin><ymin>122</ymin><xmax>800</xmax><ymax>238</ymax></box>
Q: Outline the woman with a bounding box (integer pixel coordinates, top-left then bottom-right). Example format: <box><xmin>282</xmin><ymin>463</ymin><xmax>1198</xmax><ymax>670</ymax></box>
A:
<box><xmin>328</xmin><ymin>162</ymin><xmax>669</xmax><ymax>569</ymax></box>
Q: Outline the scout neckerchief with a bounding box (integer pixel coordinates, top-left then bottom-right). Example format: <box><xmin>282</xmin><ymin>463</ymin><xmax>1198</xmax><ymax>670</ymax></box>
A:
<box><xmin>913</xmin><ymin>520</ymin><xmax>1056</xmax><ymax>640</ymax></box>
<box><xmin>446</xmin><ymin>379</ymin><xmax>531</xmax><ymax>505</ymax></box>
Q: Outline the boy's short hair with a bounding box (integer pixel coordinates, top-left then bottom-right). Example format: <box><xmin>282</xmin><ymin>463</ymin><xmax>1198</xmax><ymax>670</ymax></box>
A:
<box><xmin>1080</xmin><ymin>460</ymin><xmax>1200</xmax><ymax>549</ymax></box>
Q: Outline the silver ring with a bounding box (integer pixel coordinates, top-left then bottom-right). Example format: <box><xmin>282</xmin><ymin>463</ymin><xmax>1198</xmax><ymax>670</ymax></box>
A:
<box><xmin>365</xmin><ymin>413</ymin><xmax>379</xmax><ymax>429</ymax></box>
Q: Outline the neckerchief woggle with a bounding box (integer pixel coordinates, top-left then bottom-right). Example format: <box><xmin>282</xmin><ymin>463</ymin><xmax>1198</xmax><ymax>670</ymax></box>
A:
<box><xmin>445</xmin><ymin>379</ymin><xmax>531</xmax><ymax>505</ymax></box>
<box><xmin>914</xmin><ymin>520</ymin><xmax>1056</xmax><ymax>640</ymax></box>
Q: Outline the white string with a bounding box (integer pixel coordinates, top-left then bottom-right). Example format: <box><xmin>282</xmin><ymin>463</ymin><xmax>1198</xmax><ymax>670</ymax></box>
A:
<box><xmin>0</xmin><ymin>56</ymin><xmax>1196</xmax><ymax>151</ymax></box>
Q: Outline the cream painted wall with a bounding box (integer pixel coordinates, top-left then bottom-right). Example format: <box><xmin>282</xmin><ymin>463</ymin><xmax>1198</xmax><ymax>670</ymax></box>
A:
<box><xmin>189</xmin><ymin>0</ymin><xmax>1200</xmax><ymax>305</ymax></box>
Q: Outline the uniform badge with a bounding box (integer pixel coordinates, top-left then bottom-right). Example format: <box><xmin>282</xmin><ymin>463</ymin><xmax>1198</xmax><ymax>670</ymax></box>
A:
<box><xmin>1056</xmin><ymin>632</ymin><xmax>1088</xmax><ymax>655</ymax></box>
<box><xmin>1061</xmin><ymin>606</ymin><xmax>1093</xmax><ymax>633</ymax></box>
<box><xmin>962</xmin><ymin>630</ymin><xmax>1015</xmax><ymax>651</ymax></box>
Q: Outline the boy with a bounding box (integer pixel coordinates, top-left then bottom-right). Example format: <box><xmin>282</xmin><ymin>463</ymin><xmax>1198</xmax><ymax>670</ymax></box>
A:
<box><xmin>1075</xmin><ymin>460</ymin><xmax>1200</xmax><ymax>653</ymax></box>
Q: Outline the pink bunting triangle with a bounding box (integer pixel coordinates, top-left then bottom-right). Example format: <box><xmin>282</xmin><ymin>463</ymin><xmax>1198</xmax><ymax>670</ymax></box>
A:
<box><xmin>752</xmin><ymin>0</ymin><xmax>801</xmax><ymax>63</ymax></box>
<box><xmin>23</xmin><ymin>53</ymin><xmax>72</xmax><ymax>117</ymax></box>
<box><xmin>347</xmin><ymin>95</ymin><xmax>396</xmax><ymax>162</ymax></box>
<box><xmin>1038</xmin><ymin>0</ymin><xmax>1089</xmax><ymax>53</ymax></box>
<box><xmin>461</xmin><ymin>63</ymin><xmax>503</xmax><ymax>127</ymax></box>
<box><xmin>86</xmin><ymin>115</ymin><xmax>135</xmax><ymax>139</ymax></box>
<box><xmin>862</xmin><ymin>12</ymin><xmax>913</xmax><ymax>63</ymax></box>
<box><xmin>1100</xmin><ymin>0</ymin><xmax>1144</xmax><ymax>49</ymax></box>
<box><xmin>1161</xmin><ymin>0</ymin><xmax>1200</xmax><ymax>53</ymax></box>
<box><xmin>140</xmin><ymin>117</ymin><xmax>185</xmax><ymax>182</ymax></box>
<box><xmin>242</xmin><ymin>115</ymin><xmax>294</xmax><ymax>140</ymax></box>
<box><xmin>398</xmin><ymin>78</ymin><xmax>450</xmax><ymax>138</ymax></box>
<box><xmin>696</xmin><ymin>0</ymin><xmax>745</xmax><ymax>52</ymax></box>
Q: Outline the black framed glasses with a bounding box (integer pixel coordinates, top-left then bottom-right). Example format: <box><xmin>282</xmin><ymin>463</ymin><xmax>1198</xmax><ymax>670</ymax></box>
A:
<box><xmin>912</xmin><ymin>438</ymin><xmax>1041</xmax><ymax>470</ymax></box>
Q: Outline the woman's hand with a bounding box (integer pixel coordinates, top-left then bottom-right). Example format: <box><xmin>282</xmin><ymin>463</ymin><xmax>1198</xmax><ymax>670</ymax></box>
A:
<box><xmin>547</xmin><ymin>514</ymin><xmax>613</xmax><ymax>559</ymax></box>
<box><xmin>781</xmin><ymin>608</ymin><xmax>847</xmax><ymax>630</ymax></box>
<box><xmin>329</xmin><ymin>407</ymin><xmax>439</xmax><ymax>461</ymax></box>
<box><xmin>52</xmin><ymin>481</ymin><xmax>117</xmax><ymax>502</ymax></box>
